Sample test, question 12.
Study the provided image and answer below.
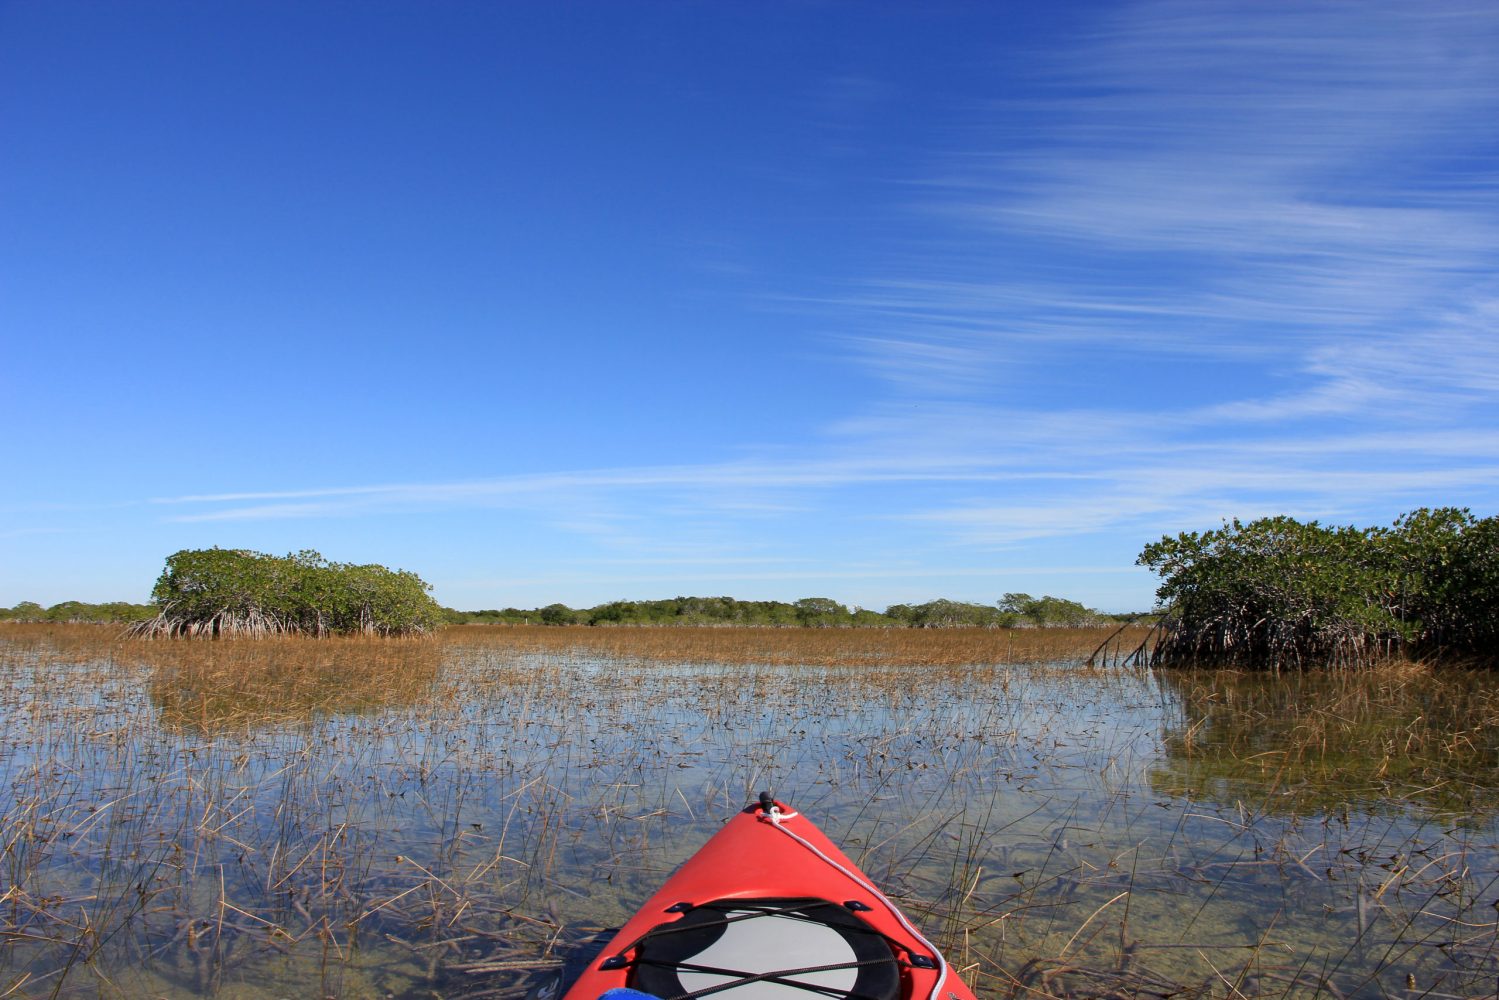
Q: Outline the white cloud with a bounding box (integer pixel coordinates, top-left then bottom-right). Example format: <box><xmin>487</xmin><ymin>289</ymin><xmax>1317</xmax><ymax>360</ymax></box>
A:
<box><xmin>124</xmin><ymin>2</ymin><xmax>1499</xmax><ymax>594</ymax></box>
<box><xmin>834</xmin><ymin>0</ymin><xmax>1499</xmax><ymax>399</ymax></box>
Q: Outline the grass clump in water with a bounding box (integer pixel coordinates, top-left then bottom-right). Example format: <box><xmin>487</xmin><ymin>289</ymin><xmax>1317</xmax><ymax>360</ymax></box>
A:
<box><xmin>2</xmin><ymin>623</ymin><xmax>1498</xmax><ymax>999</ymax></box>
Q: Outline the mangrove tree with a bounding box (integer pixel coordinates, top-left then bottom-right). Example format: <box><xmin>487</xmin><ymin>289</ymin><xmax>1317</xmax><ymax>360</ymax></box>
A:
<box><xmin>130</xmin><ymin>548</ymin><xmax>445</xmax><ymax>638</ymax></box>
<box><xmin>1139</xmin><ymin>508</ymin><xmax>1499</xmax><ymax>668</ymax></box>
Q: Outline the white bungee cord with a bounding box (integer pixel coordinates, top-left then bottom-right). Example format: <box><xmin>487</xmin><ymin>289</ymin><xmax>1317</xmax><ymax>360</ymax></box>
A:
<box><xmin>759</xmin><ymin>802</ymin><xmax>950</xmax><ymax>1000</ymax></box>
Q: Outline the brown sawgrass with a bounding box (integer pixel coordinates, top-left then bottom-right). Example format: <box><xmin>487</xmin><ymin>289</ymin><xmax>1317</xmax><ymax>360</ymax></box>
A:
<box><xmin>132</xmin><ymin>635</ymin><xmax>443</xmax><ymax>733</ymax></box>
<box><xmin>0</xmin><ymin>621</ymin><xmax>126</xmax><ymax>664</ymax></box>
<box><xmin>0</xmin><ymin>620</ymin><xmax>1135</xmax><ymax>671</ymax></box>
<box><xmin>439</xmin><ymin>623</ymin><xmax>1134</xmax><ymax>667</ymax></box>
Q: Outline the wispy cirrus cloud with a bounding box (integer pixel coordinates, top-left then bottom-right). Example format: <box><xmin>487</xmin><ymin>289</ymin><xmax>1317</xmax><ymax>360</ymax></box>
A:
<box><xmin>148</xmin><ymin>405</ymin><xmax>1499</xmax><ymax>553</ymax></box>
<box><xmin>790</xmin><ymin>0</ymin><xmax>1499</xmax><ymax>558</ymax></box>
<box><xmin>833</xmin><ymin>0</ymin><xmax>1499</xmax><ymax>410</ymax></box>
<box><xmin>148</xmin><ymin>456</ymin><xmax>1086</xmax><ymax>523</ymax></box>
<box><xmin>120</xmin><ymin>1</ymin><xmax>1499</xmax><ymax>599</ymax></box>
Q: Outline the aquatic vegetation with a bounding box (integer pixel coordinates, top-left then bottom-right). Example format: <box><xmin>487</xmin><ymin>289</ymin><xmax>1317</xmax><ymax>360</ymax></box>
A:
<box><xmin>136</xmin><ymin>635</ymin><xmax>444</xmax><ymax>733</ymax></box>
<box><xmin>1152</xmin><ymin>665</ymin><xmax>1499</xmax><ymax>817</ymax></box>
<box><xmin>440</xmin><ymin>622</ymin><xmax>1136</xmax><ymax>668</ymax></box>
<box><xmin>1</xmin><ymin>624</ymin><xmax>1496</xmax><ymax>999</ymax></box>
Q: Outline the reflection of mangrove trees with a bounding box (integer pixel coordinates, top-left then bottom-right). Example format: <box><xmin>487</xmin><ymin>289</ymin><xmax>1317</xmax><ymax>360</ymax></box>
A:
<box><xmin>138</xmin><ymin>635</ymin><xmax>442</xmax><ymax>731</ymax></box>
<box><xmin>1149</xmin><ymin>667</ymin><xmax>1499</xmax><ymax>817</ymax></box>
<box><xmin>1139</xmin><ymin>507</ymin><xmax>1499</xmax><ymax>668</ymax></box>
<box><xmin>130</xmin><ymin>548</ymin><xmax>445</xmax><ymax>637</ymax></box>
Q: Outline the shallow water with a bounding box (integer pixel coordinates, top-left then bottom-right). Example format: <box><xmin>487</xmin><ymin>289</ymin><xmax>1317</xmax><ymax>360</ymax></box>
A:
<box><xmin>2</xmin><ymin>637</ymin><xmax>1497</xmax><ymax>999</ymax></box>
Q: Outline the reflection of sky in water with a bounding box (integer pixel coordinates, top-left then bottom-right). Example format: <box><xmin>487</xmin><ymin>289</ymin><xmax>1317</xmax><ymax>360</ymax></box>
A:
<box><xmin>2</xmin><ymin>647</ymin><xmax>1497</xmax><ymax>998</ymax></box>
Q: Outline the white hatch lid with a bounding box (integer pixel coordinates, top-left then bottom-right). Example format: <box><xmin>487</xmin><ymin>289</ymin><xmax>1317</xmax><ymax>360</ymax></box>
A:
<box><xmin>675</xmin><ymin>909</ymin><xmax>860</xmax><ymax>999</ymax></box>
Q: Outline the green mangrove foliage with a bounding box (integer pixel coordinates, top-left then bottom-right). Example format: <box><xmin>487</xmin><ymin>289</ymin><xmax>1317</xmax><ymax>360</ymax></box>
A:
<box><xmin>130</xmin><ymin>548</ymin><xmax>445</xmax><ymax>638</ymax></box>
<box><xmin>1139</xmin><ymin>508</ymin><xmax>1499</xmax><ymax>668</ymax></box>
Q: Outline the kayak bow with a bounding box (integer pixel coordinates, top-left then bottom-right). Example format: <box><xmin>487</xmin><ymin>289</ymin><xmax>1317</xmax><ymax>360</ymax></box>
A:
<box><xmin>561</xmin><ymin>794</ymin><xmax>979</xmax><ymax>1000</ymax></box>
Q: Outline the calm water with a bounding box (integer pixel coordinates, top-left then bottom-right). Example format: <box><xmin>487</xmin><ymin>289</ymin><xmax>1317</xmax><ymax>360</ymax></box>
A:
<box><xmin>2</xmin><ymin>641</ymin><xmax>1497</xmax><ymax>999</ymax></box>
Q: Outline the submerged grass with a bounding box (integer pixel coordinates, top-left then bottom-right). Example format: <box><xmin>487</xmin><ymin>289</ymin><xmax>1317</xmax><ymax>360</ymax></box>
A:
<box><xmin>1</xmin><ymin>623</ymin><xmax>1496</xmax><ymax>999</ymax></box>
<box><xmin>1152</xmin><ymin>664</ymin><xmax>1499</xmax><ymax>817</ymax></box>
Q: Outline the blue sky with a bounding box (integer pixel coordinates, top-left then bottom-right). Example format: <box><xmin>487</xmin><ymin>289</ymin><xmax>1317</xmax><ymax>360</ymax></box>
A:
<box><xmin>4</xmin><ymin>1</ymin><xmax>1498</xmax><ymax>613</ymax></box>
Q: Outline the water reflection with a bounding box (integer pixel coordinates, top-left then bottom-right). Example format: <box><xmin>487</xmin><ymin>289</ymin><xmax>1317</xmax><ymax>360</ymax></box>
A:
<box><xmin>1150</xmin><ymin>667</ymin><xmax>1499</xmax><ymax>819</ymax></box>
<box><xmin>0</xmin><ymin>634</ymin><xmax>1496</xmax><ymax>999</ymax></box>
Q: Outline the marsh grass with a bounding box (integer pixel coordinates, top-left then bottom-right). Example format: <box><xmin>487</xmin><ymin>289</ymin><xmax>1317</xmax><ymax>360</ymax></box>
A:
<box><xmin>1</xmin><ymin>623</ymin><xmax>1496</xmax><ymax>1000</ymax></box>
<box><xmin>440</xmin><ymin>623</ymin><xmax>1136</xmax><ymax>668</ymax></box>
<box><xmin>132</xmin><ymin>636</ymin><xmax>443</xmax><ymax>732</ymax></box>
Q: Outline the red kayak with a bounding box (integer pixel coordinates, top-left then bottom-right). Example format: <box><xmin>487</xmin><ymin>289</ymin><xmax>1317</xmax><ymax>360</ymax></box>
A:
<box><xmin>561</xmin><ymin>794</ymin><xmax>979</xmax><ymax>1000</ymax></box>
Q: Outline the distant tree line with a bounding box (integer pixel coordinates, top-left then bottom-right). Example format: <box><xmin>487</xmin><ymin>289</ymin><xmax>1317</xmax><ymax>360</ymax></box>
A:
<box><xmin>1</xmin><ymin>600</ymin><xmax>155</xmax><ymax>624</ymax></box>
<box><xmin>5</xmin><ymin>552</ymin><xmax>1125</xmax><ymax>635</ymax></box>
<box><xmin>130</xmin><ymin>548</ymin><xmax>445</xmax><ymax>637</ymax></box>
<box><xmin>1139</xmin><ymin>507</ymin><xmax>1499</xmax><ymax>669</ymax></box>
<box><xmin>443</xmin><ymin>593</ymin><xmax>1123</xmax><ymax>628</ymax></box>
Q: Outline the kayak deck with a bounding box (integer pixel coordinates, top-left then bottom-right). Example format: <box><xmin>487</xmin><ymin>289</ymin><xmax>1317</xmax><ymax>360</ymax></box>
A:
<box><xmin>560</xmin><ymin>795</ymin><xmax>978</xmax><ymax>1000</ymax></box>
<box><xmin>628</xmin><ymin>898</ymin><xmax>902</xmax><ymax>1000</ymax></box>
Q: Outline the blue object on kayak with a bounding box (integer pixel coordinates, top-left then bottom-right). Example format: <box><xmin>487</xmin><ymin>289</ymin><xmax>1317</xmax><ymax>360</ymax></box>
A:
<box><xmin>598</xmin><ymin>991</ymin><xmax>660</xmax><ymax>1000</ymax></box>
